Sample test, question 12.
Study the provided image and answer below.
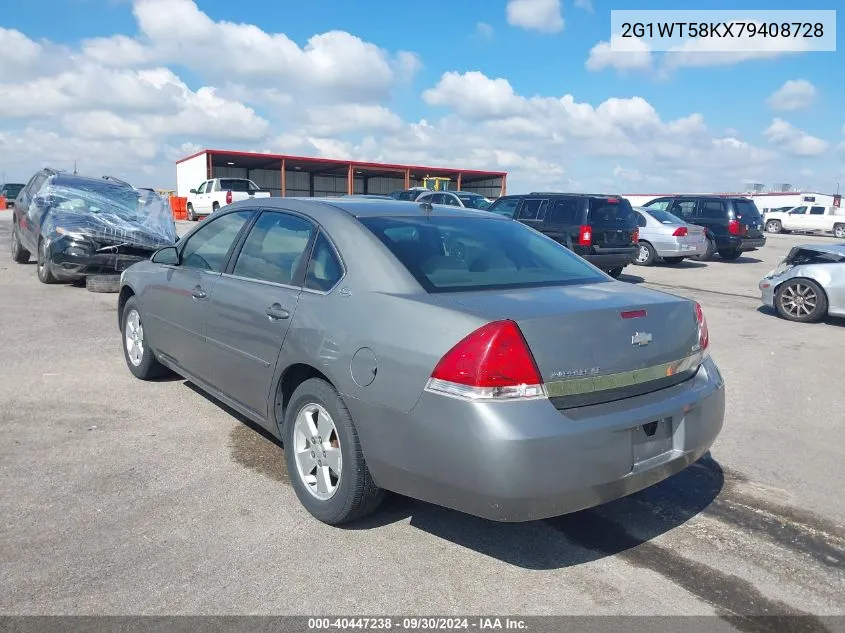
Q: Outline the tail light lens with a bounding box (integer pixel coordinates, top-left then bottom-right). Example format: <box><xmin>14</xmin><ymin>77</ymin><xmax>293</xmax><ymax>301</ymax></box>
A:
<box><xmin>225</xmin><ymin>190</ymin><xmax>233</xmax><ymax>205</ymax></box>
<box><xmin>426</xmin><ymin>320</ymin><xmax>546</xmax><ymax>401</ymax></box>
<box><xmin>578</xmin><ymin>225</ymin><xmax>592</xmax><ymax>247</ymax></box>
<box><xmin>672</xmin><ymin>227</ymin><xmax>688</xmax><ymax>237</ymax></box>
<box><xmin>693</xmin><ymin>301</ymin><xmax>710</xmax><ymax>354</ymax></box>
<box><xmin>728</xmin><ymin>219</ymin><xmax>746</xmax><ymax>236</ymax></box>
<box><xmin>632</xmin><ymin>228</ymin><xmax>639</xmax><ymax>243</ymax></box>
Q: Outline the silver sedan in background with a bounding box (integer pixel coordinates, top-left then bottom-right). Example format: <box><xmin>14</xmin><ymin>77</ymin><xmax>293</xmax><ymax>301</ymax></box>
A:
<box><xmin>633</xmin><ymin>207</ymin><xmax>709</xmax><ymax>266</ymax></box>
<box><xmin>759</xmin><ymin>242</ymin><xmax>845</xmax><ymax>323</ymax></box>
<box><xmin>117</xmin><ymin>198</ymin><xmax>725</xmax><ymax>525</ymax></box>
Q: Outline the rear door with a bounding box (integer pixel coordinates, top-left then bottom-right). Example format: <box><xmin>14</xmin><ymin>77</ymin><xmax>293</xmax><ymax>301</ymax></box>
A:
<box><xmin>693</xmin><ymin>199</ymin><xmax>725</xmax><ymax>242</ymax></box>
<box><xmin>205</xmin><ymin>210</ymin><xmax>316</xmax><ymax>417</ymax></box>
<box><xmin>807</xmin><ymin>205</ymin><xmax>829</xmax><ymax>232</ymax></box>
<box><xmin>588</xmin><ymin>197</ymin><xmax>637</xmax><ymax>248</ymax></box>
<box><xmin>543</xmin><ymin>197</ymin><xmax>579</xmax><ymax>251</ymax></box>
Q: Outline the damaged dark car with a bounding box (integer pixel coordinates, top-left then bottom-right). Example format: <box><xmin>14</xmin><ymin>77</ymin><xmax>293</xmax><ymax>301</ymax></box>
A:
<box><xmin>10</xmin><ymin>169</ymin><xmax>177</xmax><ymax>292</ymax></box>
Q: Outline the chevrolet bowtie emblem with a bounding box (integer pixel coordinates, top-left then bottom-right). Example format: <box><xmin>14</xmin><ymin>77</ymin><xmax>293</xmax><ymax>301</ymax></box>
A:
<box><xmin>632</xmin><ymin>332</ymin><xmax>653</xmax><ymax>347</ymax></box>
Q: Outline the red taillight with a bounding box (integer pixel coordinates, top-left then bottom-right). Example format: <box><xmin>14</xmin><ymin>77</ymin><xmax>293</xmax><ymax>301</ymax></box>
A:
<box><xmin>225</xmin><ymin>190</ymin><xmax>233</xmax><ymax>205</ymax></box>
<box><xmin>693</xmin><ymin>301</ymin><xmax>709</xmax><ymax>353</ymax></box>
<box><xmin>672</xmin><ymin>227</ymin><xmax>688</xmax><ymax>237</ymax></box>
<box><xmin>578</xmin><ymin>225</ymin><xmax>592</xmax><ymax>247</ymax></box>
<box><xmin>606</xmin><ymin>198</ymin><xmax>619</xmax><ymax>203</ymax></box>
<box><xmin>728</xmin><ymin>219</ymin><xmax>746</xmax><ymax>236</ymax></box>
<box><xmin>632</xmin><ymin>228</ymin><xmax>639</xmax><ymax>243</ymax></box>
<box><xmin>428</xmin><ymin>320</ymin><xmax>545</xmax><ymax>400</ymax></box>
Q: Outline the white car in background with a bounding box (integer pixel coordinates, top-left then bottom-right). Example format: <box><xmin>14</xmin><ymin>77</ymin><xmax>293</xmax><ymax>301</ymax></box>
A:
<box><xmin>764</xmin><ymin>205</ymin><xmax>845</xmax><ymax>238</ymax></box>
<box><xmin>632</xmin><ymin>207</ymin><xmax>709</xmax><ymax>266</ymax></box>
<box><xmin>186</xmin><ymin>178</ymin><xmax>271</xmax><ymax>221</ymax></box>
<box><xmin>415</xmin><ymin>190</ymin><xmax>493</xmax><ymax>210</ymax></box>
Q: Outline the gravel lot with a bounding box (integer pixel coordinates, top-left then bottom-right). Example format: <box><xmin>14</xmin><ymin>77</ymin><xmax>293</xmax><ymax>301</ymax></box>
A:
<box><xmin>1</xmin><ymin>211</ymin><xmax>844</xmax><ymax>621</ymax></box>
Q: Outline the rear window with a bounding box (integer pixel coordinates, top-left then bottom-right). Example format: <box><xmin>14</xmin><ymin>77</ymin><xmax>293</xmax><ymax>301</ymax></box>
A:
<box><xmin>588</xmin><ymin>197</ymin><xmax>637</xmax><ymax>228</ymax></box>
<box><xmin>732</xmin><ymin>200</ymin><xmax>762</xmax><ymax>221</ymax></box>
<box><xmin>220</xmin><ymin>179</ymin><xmax>259</xmax><ymax>192</ymax></box>
<box><xmin>359</xmin><ymin>215</ymin><xmax>606</xmax><ymax>293</ymax></box>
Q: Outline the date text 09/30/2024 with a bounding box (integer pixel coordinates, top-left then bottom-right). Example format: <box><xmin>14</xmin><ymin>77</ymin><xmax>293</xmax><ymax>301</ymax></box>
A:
<box><xmin>308</xmin><ymin>618</ymin><xmax>528</xmax><ymax>630</ymax></box>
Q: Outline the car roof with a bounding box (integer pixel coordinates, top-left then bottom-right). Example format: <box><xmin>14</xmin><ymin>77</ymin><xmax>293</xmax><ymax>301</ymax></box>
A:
<box><xmin>51</xmin><ymin>173</ymin><xmax>134</xmax><ymax>188</ymax></box>
<box><xmin>793</xmin><ymin>243</ymin><xmax>845</xmax><ymax>257</ymax></box>
<box><xmin>225</xmin><ymin>196</ymin><xmax>504</xmax><ymax>220</ymax></box>
<box><xmin>526</xmin><ymin>192</ymin><xmax>626</xmax><ymax>198</ymax></box>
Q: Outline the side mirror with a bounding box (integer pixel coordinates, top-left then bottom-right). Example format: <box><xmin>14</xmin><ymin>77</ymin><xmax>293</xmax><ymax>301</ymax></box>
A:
<box><xmin>189</xmin><ymin>189</ymin><xmax>197</xmax><ymax>194</ymax></box>
<box><xmin>152</xmin><ymin>246</ymin><xmax>179</xmax><ymax>265</ymax></box>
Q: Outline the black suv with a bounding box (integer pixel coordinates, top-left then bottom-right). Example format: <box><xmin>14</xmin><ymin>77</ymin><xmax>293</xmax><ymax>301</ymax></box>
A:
<box><xmin>487</xmin><ymin>193</ymin><xmax>640</xmax><ymax>277</ymax></box>
<box><xmin>641</xmin><ymin>195</ymin><xmax>766</xmax><ymax>260</ymax></box>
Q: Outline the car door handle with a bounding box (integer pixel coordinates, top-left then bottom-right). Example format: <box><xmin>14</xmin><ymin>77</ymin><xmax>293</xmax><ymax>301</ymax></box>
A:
<box><xmin>265</xmin><ymin>304</ymin><xmax>290</xmax><ymax>320</ymax></box>
<box><xmin>192</xmin><ymin>286</ymin><xmax>207</xmax><ymax>299</ymax></box>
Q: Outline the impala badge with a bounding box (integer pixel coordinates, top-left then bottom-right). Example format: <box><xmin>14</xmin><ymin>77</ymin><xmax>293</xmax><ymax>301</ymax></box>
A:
<box><xmin>632</xmin><ymin>331</ymin><xmax>653</xmax><ymax>347</ymax></box>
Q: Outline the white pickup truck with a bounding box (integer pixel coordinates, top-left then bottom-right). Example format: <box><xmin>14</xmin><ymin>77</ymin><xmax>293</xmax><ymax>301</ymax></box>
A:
<box><xmin>764</xmin><ymin>205</ymin><xmax>845</xmax><ymax>238</ymax></box>
<box><xmin>186</xmin><ymin>177</ymin><xmax>271</xmax><ymax>221</ymax></box>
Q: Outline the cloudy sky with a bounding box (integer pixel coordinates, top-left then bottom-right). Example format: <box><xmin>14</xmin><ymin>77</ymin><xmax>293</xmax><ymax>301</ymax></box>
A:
<box><xmin>0</xmin><ymin>0</ymin><xmax>842</xmax><ymax>194</ymax></box>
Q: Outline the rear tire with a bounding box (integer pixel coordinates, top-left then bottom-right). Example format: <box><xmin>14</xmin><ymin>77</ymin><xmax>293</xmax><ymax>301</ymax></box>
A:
<box><xmin>11</xmin><ymin>224</ymin><xmax>30</xmax><ymax>264</ymax></box>
<box><xmin>766</xmin><ymin>219</ymin><xmax>782</xmax><ymax>234</ymax></box>
<box><xmin>187</xmin><ymin>203</ymin><xmax>197</xmax><ymax>222</ymax></box>
<box><xmin>834</xmin><ymin>224</ymin><xmax>845</xmax><ymax>239</ymax></box>
<box><xmin>634</xmin><ymin>242</ymin><xmax>656</xmax><ymax>266</ymax></box>
<box><xmin>283</xmin><ymin>378</ymin><xmax>384</xmax><ymax>525</ymax></box>
<box><xmin>121</xmin><ymin>297</ymin><xmax>170</xmax><ymax>379</ymax></box>
<box><xmin>775</xmin><ymin>279</ymin><xmax>827</xmax><ymax>323</ymax></box>
<box><xmin>719</xmin><ymin>248</ymin><xmax>742</xmax><ymax>261</ymax></box>
<box><xmin>663</xmin><ymin>257</ymin><xmax>684</xmax><ymax>265</ymax></box>
<box><xmin>212</xmin><ymin>202</ymin><xmax>220</xmax><ymax>214</ymax></box>
<box><xmin>36</xmin><ymin>238</ymin><xmax>58</xmax><ymax>284</ymax></box>
<box><xmin>607</xmin><ymin>267</ymin><xmax>624</xmax><ymax>278</ymax></box>
<box><xmin>86</xmin><ymin>274</ymin><xmax>121</xmax><ymax>293</ymax></box>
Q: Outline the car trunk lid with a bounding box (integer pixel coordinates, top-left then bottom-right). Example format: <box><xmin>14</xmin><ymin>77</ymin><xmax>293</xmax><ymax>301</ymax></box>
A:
<box><xmin>434</xmin><ymin>283</ymin><xmax>702</xmax><ymax>408</ymax></box>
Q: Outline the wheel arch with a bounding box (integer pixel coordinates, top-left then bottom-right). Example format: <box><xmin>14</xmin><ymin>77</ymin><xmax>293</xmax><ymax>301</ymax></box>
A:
<box><xmin>117</xmin><ymin>285</ymin><xmax>136</xmax><ymax>326</ymax></box>
<box><xmin>774</xmin><ymin>275</ymin><xmax>830</xmax><ymax>311</ymax></box>
<box><xmin>273</xmin><ymin>363</ymin><xmax>335</xmax><ymax>432</ymax></box>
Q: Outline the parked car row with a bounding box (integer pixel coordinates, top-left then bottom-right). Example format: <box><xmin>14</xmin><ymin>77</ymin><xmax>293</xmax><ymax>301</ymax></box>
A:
<box><xmin>9</xmin><ymin>168</ymin><xmax>178</xmax><ymax>292</ymax></box>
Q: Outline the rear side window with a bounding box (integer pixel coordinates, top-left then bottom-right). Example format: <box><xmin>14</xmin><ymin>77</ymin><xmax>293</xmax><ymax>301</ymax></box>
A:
<box><xmin>698</xmin><ymin>200</ymin><xmax>724</xmax><ymax>219</ymax></box>
<box><xmin>305</xmin><ymin>232</ymin><xmax>344</xmax><ymax>291</ymax></box>
<box><xmin>643</xmin><ymin>199</ymin><xmax>670</xmax><ymax>211</ymax></box>
<box><xmin>588</xmin><ymin>197</ymin><xmax>636</xmax><ymax>228</ymax></box>
<box><xmin>360</xmin><ymin>216</ymin><xmax>606</xmax><ymax>293</ymax></box>
<box><xmin>548</xmin><ymin>198</ymin><xmax>581</xmax><ymax>224</ymax></box>
<box><xmin>668</xmin><ymin>200</ymin><xmax>697</xmax><ymax>220</ymax></box>
<box><xmin>518</xmin><ymin>199</ymin><xmax>548</xmax><ymax>221</ymax></box>
<box><xmin>732</xmin><ymin>200</ymin><xmax>761</xmax><ymax>221</ymax></box>
<box><xmin>488</xmin><ymin>198</ymin><xmax>519</xmax><ymax>218</ymax></box>
<box><xmin>809</xmin><ymin>206</ymin><xmax>826</xmax><ymax>215</ymax></box>
<box><xmin>220</xmin><ymin>179</ymin><xmax>259</xmax><ymax>192</ymax></box>
<box><xmin>636</xmin><ymin>212</ymin><xmax>648</xmax><ymax>228</ymax></box>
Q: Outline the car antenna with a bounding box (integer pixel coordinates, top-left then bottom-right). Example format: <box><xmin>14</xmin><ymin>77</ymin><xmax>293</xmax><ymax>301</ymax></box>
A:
<box><xmin>73</xmin><ymin>160</ymin><xmax>77</xmax><ymax>175</ymax></box>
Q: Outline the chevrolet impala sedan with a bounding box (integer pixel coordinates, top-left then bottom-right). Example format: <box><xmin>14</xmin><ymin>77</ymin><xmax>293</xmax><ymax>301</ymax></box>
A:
<box><xmin>117</xmin><ymin>198</ymin><xmax>726</xmax><ymax>525</ymax></box>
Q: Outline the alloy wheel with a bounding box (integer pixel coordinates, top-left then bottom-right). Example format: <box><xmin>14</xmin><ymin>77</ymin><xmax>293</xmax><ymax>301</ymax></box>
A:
<box><xmin>292</xmin><ymin>403</ymin><xmax>342</xmax><ymax>501</ymax></box>
<box><xmin>124</xmin><ymin>309</ymin><xmax>145</xmax><ymax>367</ymax></box>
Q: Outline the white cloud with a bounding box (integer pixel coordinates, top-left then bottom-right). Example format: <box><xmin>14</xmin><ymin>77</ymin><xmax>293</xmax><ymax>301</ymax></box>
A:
<box><xmin>586</xmin><ymin>36</ymin><xmax>653</xmax><ymax>72</ymax></box>
<box><xmin>475</xmin><ymin>22</ymin><xmax>495</xmax><ymax>40</ymax></box>
<box><xmin>767</xmin><ymin>80</ymin><xmax>818</xmax><ymax>111</ymax></box>
<box><xmin>574</xmin><ymin>0</ymin><xmax>593</xmax><ymax>11</ymax></box>
<box><xmin>763</xmin><ymin>119</ymin><xmax>829</xmax><ymax>157</ymax></box>
<box><xmin>506</xmin><ymin>0</ymin><xmax>564</xmax><ymax>33</ymax></box>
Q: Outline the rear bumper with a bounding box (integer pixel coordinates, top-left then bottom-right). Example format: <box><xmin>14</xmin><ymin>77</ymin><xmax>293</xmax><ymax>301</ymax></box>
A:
<box><xmin>653</xmin><ymin>238</ymin><xmax>708</xmax><ymax>258</ymax></box>
<box><xmin>347</xmin><ymin>355</ymin><xmax>726</xmax><ymax>522</ymax></box>
<box><xmin>585</xmin><ymin>248</ymin><xmax>639</xmax><ymax>270</ymax></box>
<box><xmin>718</xmin><ymin>235</ymin><xmax>766</xmax><ymax>252</ymax></box>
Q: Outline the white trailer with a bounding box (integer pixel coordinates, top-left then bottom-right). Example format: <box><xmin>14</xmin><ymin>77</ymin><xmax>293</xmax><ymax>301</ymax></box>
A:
<box><xmin>175</xmin><ymin>151</ymin><xmax>209</xmax><ymax>198</ymax></box>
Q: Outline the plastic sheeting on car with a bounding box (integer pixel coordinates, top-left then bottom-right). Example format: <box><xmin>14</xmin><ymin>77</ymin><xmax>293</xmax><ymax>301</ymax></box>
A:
<box><xmin>36</xmin><ymin>180</ymin><xmax>177</xmax><ymax>252</ymax></box>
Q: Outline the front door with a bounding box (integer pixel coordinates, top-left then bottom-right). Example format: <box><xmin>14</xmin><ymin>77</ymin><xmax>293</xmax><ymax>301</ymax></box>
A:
<box><xmin>782</xmin><ymin>206</ymin><xmax>808</xmax><ymax>231</ymax></box>
<box><xmin>142</xmin><ymin>210</ymin><xmax>254</xmax><ymax>381</ymax></box>
<box><xmin>205</xmin><ymin>210</ymin><xmax>316</xmax><ymax>417</ymax></box>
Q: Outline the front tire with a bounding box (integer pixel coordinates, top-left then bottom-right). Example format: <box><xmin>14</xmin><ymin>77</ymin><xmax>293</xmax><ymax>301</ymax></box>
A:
<box><xmin>834</xmin><ymin>223</ymin><xmax>845</xmax><ymax>239</ymax></box>
<box><xmin>212</xmin><ymin>202</ymin><xmax>220</xmax><ymax>214</ymax></box>
<box><xmin>36</xmin><ymin>238</ymin><xmax>58</xmax><ymax>284</ymax></box>
<box><xmin>11</xmin><ymin>224</ymin><xmax>30</xmax><ymax>263</ymax></box>
<box><xmin>121</xmin><ymin>297</ymin><xmax>170</xmax><ymax>379</ymax></box>
<box><xmin>634</xmin><ymin>242</ymin><xmax>656</xmax><ymax>266</ymax></box>
<box><xmin>775</xmin><ymin>279</ymin><xmax>827</xmax><ymax>323</ymax></box>
<box><xmin>766</xmin><ymin>219</ymin><xmax>782</xmax><ymax>234</ymax></box>
<box><xmin>283</xmin><ymin>378</ymin><xmax>384</xmax><ymax>525</ymax></box>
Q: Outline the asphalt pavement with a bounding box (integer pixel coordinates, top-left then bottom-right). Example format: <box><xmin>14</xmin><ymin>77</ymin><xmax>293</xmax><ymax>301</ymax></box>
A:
<box><xmin>1</xmin><ymin>210</ymin><xmax>843</xmax><ymax>621</ymax></box>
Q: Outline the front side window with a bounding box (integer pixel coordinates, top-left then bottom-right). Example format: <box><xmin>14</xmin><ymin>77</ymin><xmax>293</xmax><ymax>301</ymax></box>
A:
<box><xmin>790</xmin><ymin>206</ymin><xmax>807</xmax><ymax>215</ymax></box>
<box><xmin>305</xmin><ymin>232</ymin><xmax>344</xmax><ymax>291</ymax></box>
<box><xmin>488</xmin><ymin>198</ymin><xmax>519</xmax><ymax>218</ymax></box>
<box><xmin>669</xmin><ymin>200</ymin><xmax>697</xmax><ymax>220</ymax></box>
<box><xmin>360</xmin><ymin>215</ymin><xmax>606</xmax><ymax>293</ymax></box>
<box><xmin>180</xmin><ymin>211</ymin><xmax>253</xmax><ymax>272</ymax></box>
<box><xmin>232</xmin><ymin>211</ymin><xmax>314</xmax><ymax>285</ymax></box>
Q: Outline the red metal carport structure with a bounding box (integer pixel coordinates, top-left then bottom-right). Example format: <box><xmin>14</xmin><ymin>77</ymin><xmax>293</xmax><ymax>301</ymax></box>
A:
<box><xmin>175</xmin><ymin>149</ymin><xmax>507</xmax><ymax>199</ymax></box>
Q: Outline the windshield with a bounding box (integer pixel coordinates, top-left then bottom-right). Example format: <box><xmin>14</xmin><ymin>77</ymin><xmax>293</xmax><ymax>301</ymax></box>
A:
<box><xmin>359</xmin><ymin>215</ymin><xmax>606</xmax><ymax>293</ymax></box>
<box><xmin>458</xmin><ymin>195</ymin><xmax>491</xmax><ymax>210</ymax></box>
<box><xmin>646</xmin><ymin>208</ymin><xmax>685</xmax><ymax>224</ymax></box>
<box><xmin>220</xmin><ymin>179</ymin><xmax>259</xmax><ymax>192</ymax></box>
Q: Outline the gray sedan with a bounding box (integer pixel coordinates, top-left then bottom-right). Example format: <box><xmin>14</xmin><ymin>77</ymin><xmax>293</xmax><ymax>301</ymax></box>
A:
<box><xmin>117</xmin><ymin>198</ymin><xmax>725</xmax><ymax>525</ymax></box>
<box><xmin>633</xmin><ymin>207</ymin><xmax>709</xmax><ymax>266</ymax></box>
<box><xmin>759</xmin><ymin>242</ymin><xmax>845</xmax><ymax>322</ymax></box>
